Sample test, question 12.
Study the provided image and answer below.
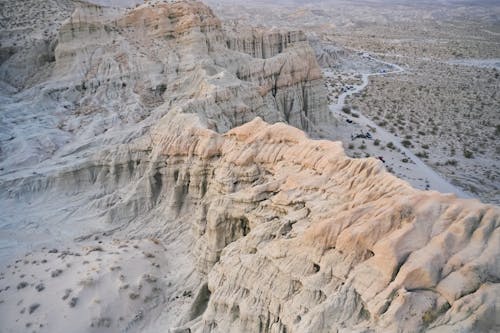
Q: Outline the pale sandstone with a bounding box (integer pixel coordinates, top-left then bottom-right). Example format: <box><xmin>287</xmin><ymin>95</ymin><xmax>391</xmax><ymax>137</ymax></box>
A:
<box><xmin>0</xmin><ymin>1</ymin><xmax>498</xmax><ymax>333</ymax></box>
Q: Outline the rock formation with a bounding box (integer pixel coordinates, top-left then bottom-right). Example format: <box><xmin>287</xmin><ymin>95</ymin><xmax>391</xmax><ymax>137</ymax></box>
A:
<box><xmin>114</xmin><ymin>114</ymin><xmax>500</xmax><ymax>333</ymax></box>
<box><xmin>0</xmin><ymin>1</ymin><xmax>498</xmax><ymax>333</ymax></box>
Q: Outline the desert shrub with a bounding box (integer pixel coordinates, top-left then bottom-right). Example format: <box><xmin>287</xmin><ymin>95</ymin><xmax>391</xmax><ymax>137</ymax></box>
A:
<box><xmin>29</xmin><ymin>303</ymin><xmax>40</xmax><ymax>314</ymax></box>
<box><xmin>416</xmin><ymin>151</ymin><xmax>429</xmax><ymax>158</ymax></box>
<box><xmin>69</xmin><ymin>297</ymin><xmax>78</xmax><ymax>307</ymax></box>
<box><xmin>386</xmin><ymin>142</ymin><xmax>395</xmax><ymax>150</ymax></box>
<box><xmin>445</xmin><ymin>159</ymin><xmax>457</xmax><ymax>166</ymax></box>
<box><xmin>422</xmin><ymin>310</ymin><xmax>437</xmax><ymax>325</ymax></box>
<box><xmin>351</xmin><ymin>112</ymin><xmax>360</xmax><ymax>118</ymax></box>
<box><xmin>374</xmin><ymin>139</ymin><xmax>380</xmax><ymax>146</ymax></box>
<box><xmin>17</xmin><ymin>282</ymin><xmax>28</xmax><ymax>290</ymax></box>
<box><xmin>348</xmin><ymin>143</ymin><xmax>354</xmax><ymax>149</ymax></box>
<box><xmin>463</xmin><ymin>149</ymin><xmax>474</xmax><ymax>159</ymax></box>
<box><xmin>401</xmin><ymin>140</ymin><xmax>412</xmax><ymax>148</ymax></box>
<box><xmin>342</xmin><ymin>106</ymin><xmax>351</xmax><ymax>114</ymax></box>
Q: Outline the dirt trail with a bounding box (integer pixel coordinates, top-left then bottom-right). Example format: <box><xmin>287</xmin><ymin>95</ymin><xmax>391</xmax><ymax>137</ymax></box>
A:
<box><xmin>326</xmin><ymin>54</ymin><xmax>471</xmax><ymax>199</ymax></box>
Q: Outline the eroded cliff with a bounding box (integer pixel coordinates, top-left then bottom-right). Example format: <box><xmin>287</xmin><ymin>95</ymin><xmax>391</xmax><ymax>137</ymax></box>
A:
<box><xmin>0</xmin><ymin>1</ymin><xmax>498</xmax><ymax>333</ymax></box>
<box><xmin>119</xmin><ymin>114</ymin><xmax>500</xmax><ymax>333</ymax></box>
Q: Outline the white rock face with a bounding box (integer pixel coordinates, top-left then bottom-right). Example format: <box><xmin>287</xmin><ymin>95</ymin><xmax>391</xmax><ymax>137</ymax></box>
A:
<box><xmin>0</xmin><ymin>1</ymin><xmax>498</xmax><ymax>333</ymax></box>
<box><xmin>0</xmin><ymin>0</ymin><xmax>329</xmax><ymax>171</ymax></box>
<box><xmin>140</xmin><ymin>116</ymin><xmax>499</xmax><ymax>333</ymax></box>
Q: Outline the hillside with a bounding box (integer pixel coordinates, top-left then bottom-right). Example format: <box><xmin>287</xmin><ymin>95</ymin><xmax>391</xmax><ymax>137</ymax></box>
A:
<box><xmin>0</xmin><ymin>1</ymin><xmax>498</xmax><ymax>332</ymax></box>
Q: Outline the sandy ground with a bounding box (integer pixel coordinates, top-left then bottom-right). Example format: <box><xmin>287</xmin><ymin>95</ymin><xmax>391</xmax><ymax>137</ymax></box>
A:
<box><xmin>0</xmin><ymin>235</ymin><xmax>201</xmax><ymax>333</ymax></box>
<box><xmin>323</xmin><ymin>53</ymin><xmax>472</xmax><ymax>199</ymax></box>
<box><xmin>445</xmin><ymin>58</ymin><xmax>500</xmax><ymax>69</ymax></box>
<box><xmin>347</xmin><ymin>55</ymin><xmax>499</xmax><ymax>203</ymax></box>
<box><xmin>0</xmin><ymin>239</ymin><xmax>164</xmax><ymax>332</ymax></box>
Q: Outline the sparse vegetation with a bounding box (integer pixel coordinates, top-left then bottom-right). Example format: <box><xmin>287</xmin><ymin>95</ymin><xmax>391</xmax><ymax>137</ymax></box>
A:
<box><xmin>62</xmin><ymin>289</ymin><xmax>72</xmax><ymax>300</ymax></box>
<box><xmin>463</xmin><ymin>149</ymin><xmax>474</xmax><ymax>159</ymax></box>
<box><xmin>51</xmin><ymin>269</ymin><xmax>63</xmax><ymax>278</ymax></box>
<box><xmin>401</xmin><ymin>140</ymin><xmax>412</xmax><ymax>148</ymax></box>
<box><xmin>17</xmin><ymin>281</ymin><xmax>28</xmax><ymax>289</ymax></box>
<box><xmin>416</xmin><ymin>151</ymin><xmax>429</xmax><ymax>158</ymax></box>
<box><xmin>344</xmin><ymin>34</ymin><xmax>499</xmax><ymax>202</ymax></box>
<box><xmin>422</xmin><ymin>310</ymin><xmax>437</xmax><ymax>325</ymax></box>
<box><xmin>28</xmin><ymin>303</ymin><xmax>40</xmax><ymax>314</ymax></box>
<box><xmin>69</xmin><ymin>297</ymin><xmax>78</xmax><ymax>308</ymax></box>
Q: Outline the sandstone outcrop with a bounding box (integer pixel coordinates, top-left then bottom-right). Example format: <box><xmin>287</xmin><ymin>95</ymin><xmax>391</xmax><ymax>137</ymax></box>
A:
<box><xmin>0</xmin><ymin>1</ymin><xmax>498</xmax><ymax>333</ymax></box>
<box><xmin>225</xmin><ymin>27</ymin><xmax>307</xmax><ymax>59</ymax></box>
<box><xmin>117</xmin><ymin>114</ymin><xmax>499</xmax><ymax>333</ymax></box>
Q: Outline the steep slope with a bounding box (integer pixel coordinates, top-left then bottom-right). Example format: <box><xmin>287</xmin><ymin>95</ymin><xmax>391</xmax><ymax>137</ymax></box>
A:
<box><xmin>0</xmin><ymin>0</ymin><xmax>329</xmax><ymax>174</ymax></box>
<box><xmin>0</xmin><ymin>1</ymin><xmax>498</xmax><ymax>333</ymax></box>
<box><xmin>116</xmin><ymin>114</ymin><xmax>499</xmax><ymax>333</ymax></box>
<box><xmin>0</xmin><ymin>0</ymin><xmax>329</xmax><ymax>248</ymax></box>
<box><xmin>0</xmin><ymin>1</ymin><xmax>331</xmax><ymax>331</ymax></box>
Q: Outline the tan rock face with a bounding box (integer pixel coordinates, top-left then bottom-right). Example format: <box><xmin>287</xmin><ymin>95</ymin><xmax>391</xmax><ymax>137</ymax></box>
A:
<box><xmin>119</xmin><ymin>1</ymin><xmax>222</xmax><ymax>37</ymax></box>
<box><xmin>225</xmin><ymin>28</ymin><xmax>307</xmax><ymax>59</ymax></box>
<box><xmin>0</xmin><ymin>0</ymin><xmax>329</xmax><ymax>172</ymax></box>
<box><xmin>130</xmin><ymin>115</ymin><xmax>498</xmax><ymax>333</ymax></box>
<box><xmin>0</xmin><ymin>1</ymin><xmax>498</xmax><ymax>333</ymax></box>
<box><xmin>50</xmin><ymin>0</ymin><xmax>328</xmax><ymax>135</ymax></box>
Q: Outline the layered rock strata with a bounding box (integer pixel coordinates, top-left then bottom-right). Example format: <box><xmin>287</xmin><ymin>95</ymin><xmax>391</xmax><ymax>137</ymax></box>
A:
<box><xmin>0</xmin><ymin>1</ymin><xmax>498</xmax><ymax>333</ymax></box>
<box><xmin>121</xmin><ymin>114</ymin><xmax>500</xmax><ymax>333</ymax></box>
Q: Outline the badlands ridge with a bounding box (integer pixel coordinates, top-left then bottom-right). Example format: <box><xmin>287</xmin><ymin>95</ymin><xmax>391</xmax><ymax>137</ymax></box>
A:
<box><xmin>0</xmin><ymin>1</ymin><xmax>499</xmax><ymax>332</ymax></box>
